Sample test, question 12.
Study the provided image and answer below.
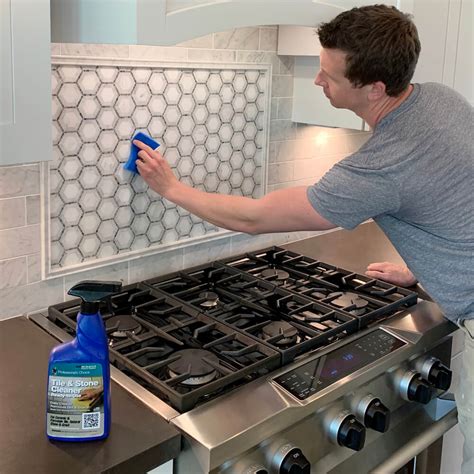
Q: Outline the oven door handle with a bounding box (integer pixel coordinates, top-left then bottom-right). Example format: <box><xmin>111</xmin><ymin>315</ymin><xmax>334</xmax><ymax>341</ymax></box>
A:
<box><xmin>370</xmin><ymin>406</ymin><xmax>458</xmax><ymax>474</ymax></box>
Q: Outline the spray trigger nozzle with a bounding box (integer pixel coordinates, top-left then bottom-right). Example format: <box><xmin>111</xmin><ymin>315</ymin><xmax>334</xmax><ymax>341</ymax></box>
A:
<box><xmin>67</xmin><ymin>281</ymin><xmax>122</xmax><ymax>311</ymax></box>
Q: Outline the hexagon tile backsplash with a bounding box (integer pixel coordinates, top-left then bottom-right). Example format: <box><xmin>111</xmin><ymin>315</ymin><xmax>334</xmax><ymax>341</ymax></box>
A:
<box><xmin>45</xmin><ymin>58</ymin><xmax>270</xmax><ymax>276</ymax></box>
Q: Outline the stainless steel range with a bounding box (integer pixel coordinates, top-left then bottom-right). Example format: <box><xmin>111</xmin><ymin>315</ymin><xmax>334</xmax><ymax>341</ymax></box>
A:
<box><xmin>30</xmin><ymin>246</ymin><xmax>458</xmax><ymax>474</ymax></box>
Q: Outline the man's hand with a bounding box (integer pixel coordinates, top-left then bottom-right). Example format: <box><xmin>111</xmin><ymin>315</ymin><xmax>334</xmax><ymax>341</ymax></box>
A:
<box><xmin>134</xmin><ymin>140</ymin><xmax>179</xmax><ymax>198</ymax></box>
<box><xmin>365</xmin><ymin>262</ymin><xmax>417</xmax><ymax>287</ymax></box>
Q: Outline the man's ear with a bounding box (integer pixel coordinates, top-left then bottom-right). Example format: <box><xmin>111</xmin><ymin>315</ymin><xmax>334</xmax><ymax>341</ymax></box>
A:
<box><xmin>367</xmin><ymin>81</ymin><xmax>386</xmax><ymax>100</ymax></box>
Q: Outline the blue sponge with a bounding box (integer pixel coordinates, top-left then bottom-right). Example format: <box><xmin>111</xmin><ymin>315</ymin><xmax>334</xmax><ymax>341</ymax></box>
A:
<box><xmin>124</xmin><ymin>132</ymin><xmax>160</xmax><ymax>174</ymax></box>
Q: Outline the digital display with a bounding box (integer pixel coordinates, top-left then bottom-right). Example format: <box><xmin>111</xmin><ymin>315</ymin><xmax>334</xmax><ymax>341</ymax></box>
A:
<box><xmin>274</xmin><ymin>329</ymin><xmax>406</xmax><ymax>400</ymax></box>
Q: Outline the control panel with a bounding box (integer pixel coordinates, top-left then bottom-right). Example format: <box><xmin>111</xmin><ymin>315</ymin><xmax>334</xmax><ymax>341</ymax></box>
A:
<box><xmin>274</xmin><ymin>329</ymin><xmax>406</xmax><ymax>400</ymax></box>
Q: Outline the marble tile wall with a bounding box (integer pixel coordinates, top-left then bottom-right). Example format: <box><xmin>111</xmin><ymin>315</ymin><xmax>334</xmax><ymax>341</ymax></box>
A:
<box><xmin>0</xmin><ymin>26</ymin><xmax>369</xmax><ymax>320</ymax></box>
<box><xmin>48</xmin><ymin>60</ymin><xmax>269</xmax><ymax>273</ymax></box>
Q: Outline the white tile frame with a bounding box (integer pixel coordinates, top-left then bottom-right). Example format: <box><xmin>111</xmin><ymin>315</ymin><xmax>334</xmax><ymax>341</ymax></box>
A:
<box><xmin>42</xmin><ymin>56</ymin><xmax>272</xmax><ymax>279</ymax></box>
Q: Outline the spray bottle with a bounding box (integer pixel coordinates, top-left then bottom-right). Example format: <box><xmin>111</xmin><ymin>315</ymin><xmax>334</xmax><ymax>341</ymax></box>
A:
<box><xmin>46</xmin><ymin>280</ymin><xmax>121</xmax><ymax>441</ymax></box>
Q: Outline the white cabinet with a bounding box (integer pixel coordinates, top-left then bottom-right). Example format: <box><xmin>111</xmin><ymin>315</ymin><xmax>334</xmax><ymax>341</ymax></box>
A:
<box><xmin>412</xmin><ymin>0</ymin><xmax>473</xmax><ymax>105</ymax></box>
<box><xmin>50</xmin><ymin>0</ymin><xmax>365</xmax><ymax>46</ymax></box>
<box><xmin>0</xmin><ymin>0</ymin><xmax>52</xmax><ymax>166</ymax></box>
<box><xmin>452</xmin><ymin>0</ymin><xmax>473</xmax><ymax>104</ymax></box>
<box><xmin>410</xmin><ymin>0</ymin><xmax>450</xmax><ymax>85</ymax></box>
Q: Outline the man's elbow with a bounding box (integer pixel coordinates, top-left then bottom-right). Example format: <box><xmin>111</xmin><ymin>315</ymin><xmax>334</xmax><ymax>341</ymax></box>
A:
<box><xmin>244</xmin><ymin>225</ymin><xmax>261</xmax><ymax>236</ymax></box>
<box><xmin>237</xmin><ymin>219</ymin><xmax>262</xmax><ymax>235</ymax></box>
<box><xmin>233</xmin><ymin>199</ymin><xmax>267</xmax><ymax>235</ymax></box>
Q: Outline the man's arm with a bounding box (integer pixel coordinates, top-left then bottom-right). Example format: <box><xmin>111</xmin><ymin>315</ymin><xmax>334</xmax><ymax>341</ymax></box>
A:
<box><xmin>135</xmin><ymin>140</ymin><xmax>336</xmax><ymax>234</ymax></box>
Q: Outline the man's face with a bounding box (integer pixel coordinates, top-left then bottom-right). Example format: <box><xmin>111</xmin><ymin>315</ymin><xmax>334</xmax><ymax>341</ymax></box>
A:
<box><xmin>314</xmin><ymin>48</ymin><xmax>366</xmax><ymax>111</ymax></box>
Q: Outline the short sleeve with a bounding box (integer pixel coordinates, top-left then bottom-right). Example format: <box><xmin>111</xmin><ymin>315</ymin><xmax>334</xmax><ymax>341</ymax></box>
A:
<box><xmin>307</xmin><ymin>160</ymin><xmax>401</xmax><ymax>230</ymax></box>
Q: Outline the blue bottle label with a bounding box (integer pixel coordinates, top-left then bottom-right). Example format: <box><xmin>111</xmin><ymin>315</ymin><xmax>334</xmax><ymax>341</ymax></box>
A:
<box><xmin>47</xmin><ymin>362</ymin><xmax>104</xmax><ymax>438</ymax></box>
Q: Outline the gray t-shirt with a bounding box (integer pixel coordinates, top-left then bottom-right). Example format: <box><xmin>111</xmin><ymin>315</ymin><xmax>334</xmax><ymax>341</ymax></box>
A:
<box><xmin>307</xmin><ymin>83</ymin><xmax>473</xmax><ymax>322</ymax></box>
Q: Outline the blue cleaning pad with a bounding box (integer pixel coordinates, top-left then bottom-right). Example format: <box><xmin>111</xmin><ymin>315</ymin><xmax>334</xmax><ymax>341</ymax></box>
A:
<box><xmin>124</xmin><ymin>132</ymin><xmax>160</xmax><ymax>174</ymax></box>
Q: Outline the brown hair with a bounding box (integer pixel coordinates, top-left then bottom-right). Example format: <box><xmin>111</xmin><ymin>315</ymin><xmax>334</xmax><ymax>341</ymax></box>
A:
<box><xmin>317</xmin><ymin>4</ymin><xmax>421</xmax><ymax>96</ymax></box>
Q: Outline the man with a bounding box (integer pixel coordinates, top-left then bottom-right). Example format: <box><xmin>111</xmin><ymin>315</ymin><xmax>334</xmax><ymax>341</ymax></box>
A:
<box><xmin>134</xmin><ymin>5</ymin><xmax>473</xmax><ymax>471</ymax></box>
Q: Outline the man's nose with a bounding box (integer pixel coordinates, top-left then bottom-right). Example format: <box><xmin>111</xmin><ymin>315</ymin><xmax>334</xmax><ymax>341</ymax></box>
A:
<box><xmin>314</xmin><ymin>72</ymin><xmax>323</xmax><ymax>86</ymax></box>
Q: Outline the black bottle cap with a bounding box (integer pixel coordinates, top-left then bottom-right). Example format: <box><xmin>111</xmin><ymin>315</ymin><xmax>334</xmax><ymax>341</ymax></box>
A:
<box><xmin>67</xmin><ymin>280</ymin><xmax>122</xmax><ymax>314</ymax></box>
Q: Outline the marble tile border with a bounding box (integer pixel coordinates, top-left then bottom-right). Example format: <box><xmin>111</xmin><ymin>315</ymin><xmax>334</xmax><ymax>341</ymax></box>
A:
<box><xmin>42</xmin><ymin>56</ymin><xmax>272</xmax><ymax>280</ymax></box>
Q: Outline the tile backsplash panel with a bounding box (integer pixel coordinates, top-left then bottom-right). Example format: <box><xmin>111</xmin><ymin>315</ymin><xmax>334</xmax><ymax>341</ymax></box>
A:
<box><xmin>1</xmin><ymin>28</ymin><xmax>371</xmax><ymax>320</ymax></box>
<box><xmin>47</xmin><ymin>58</ymin><xmax>270</xmax><ymax>276</ymax></box>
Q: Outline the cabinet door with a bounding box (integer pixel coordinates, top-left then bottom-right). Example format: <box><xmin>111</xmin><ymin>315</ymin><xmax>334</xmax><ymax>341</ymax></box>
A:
<box><xmin>0</xmin><ymin>0</ymin><xmax>52</xmax><ymax>166</ymax></box>
<box><xmin>411</xmin><ymin>0</ymin><xmax>451</xmax><ymax>84</ymax></box>
<box><xmin>411</xmin><ymin>0</ymin><xmax>472</xmax><ymax>105</ymax></box>
<box><xmin>50</xmin><ymin>0</ymin><xmax>165</xmax><ymax>45</ymax></box>
<box><xmin>452</xmin><ymin>0</ymin><xmax>473</xmax><ymax>104</ymax></box>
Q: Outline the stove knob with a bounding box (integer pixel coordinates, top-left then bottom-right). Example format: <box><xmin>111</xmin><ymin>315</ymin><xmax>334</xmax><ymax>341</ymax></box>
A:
<box><xmin>365</xmin><ymin>399</ymin><xmax>390</xmax><ymax>433</ymax></box>
<box><xmin>337</xmin><ymin>415</ymin><xmax>366</xmax><ymax>451</ymax></box>
<box><xmin>355</xmin><ymin>395</ymin><xmax>391</xmax><ymax>433</ymax></box>
<box><xmin>279</xmin><ymin>448</ymin><xmax>310</xmax><ymax>474</ymax></box>
<box><xmin>408</xmin><ymin>376</ymin><xmax>433</xmax><ymax>404</ymax></box>
<box><xmin>398</xmin><ymin>370</ymin><xmax>434</xmax><ymax>404</ymax></box>
<box><xmin>328</xmin><ymin>411</ymin><xmax>366</xmax><ymax>451</ymax></box>
<box><xmin>416</xmin><ymin>357</ymin><xmax>452</xmax><ymax>391</ymax></box>
<box><xmin>265</xmin><ymin>441</ymin><xmax>310</xmax><ymax>474</ymax></box>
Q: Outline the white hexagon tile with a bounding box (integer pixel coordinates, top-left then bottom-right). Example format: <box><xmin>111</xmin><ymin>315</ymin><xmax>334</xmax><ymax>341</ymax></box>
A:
<box><xmin>46</xmin><ymin>59</ymin><xmax>270</xmax><ymax>274</ymax></box>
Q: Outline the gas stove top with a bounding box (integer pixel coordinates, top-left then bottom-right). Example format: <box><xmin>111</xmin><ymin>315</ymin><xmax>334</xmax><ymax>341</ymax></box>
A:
<box><xmin>47</xmin><ymin>246</ymin><xmax>418</xmax><ymax>413</ymax></box>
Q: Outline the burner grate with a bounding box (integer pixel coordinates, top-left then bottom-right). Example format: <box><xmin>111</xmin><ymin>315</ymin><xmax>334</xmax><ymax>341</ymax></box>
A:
<box><xmin>222</xmin><ymin>247</ymin><xmax>417</xmax><ymax>327</ymax></box>
<box><xmin>48</xmin><ymin>284</ymin><xmax>280</xmax><ymax>412</ymax></box>
<box><xmin>47</xmin><ymin>283</ymin><xmax>164</xmax><ymax>348</ymax></box>
<box><xmin>111</xmin><ymin>307</ymin><xmax>280</xmax><ymax>411</ymax></box>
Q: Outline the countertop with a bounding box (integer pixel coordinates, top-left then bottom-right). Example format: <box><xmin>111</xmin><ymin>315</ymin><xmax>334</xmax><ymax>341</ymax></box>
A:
<box><xmin>285</xmin><ymin>222</ymin><xmax>405</xmax><ymax>274</ymax></box>
<box><xmin>0</xmin><ymin>316</ymin><xmax>181</xmax><ymax>474</ymax></box>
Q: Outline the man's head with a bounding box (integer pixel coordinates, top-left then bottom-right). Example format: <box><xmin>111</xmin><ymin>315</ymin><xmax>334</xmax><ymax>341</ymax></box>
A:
<box><xmin>316</xmin><ymin>5</ymin><xmax>421</xmax><ymax>98</ymax></box>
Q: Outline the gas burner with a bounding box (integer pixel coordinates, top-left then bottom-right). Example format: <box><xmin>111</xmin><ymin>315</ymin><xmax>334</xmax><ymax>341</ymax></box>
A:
<box><xmin>232</xmin><ymin>314</ymin><xmax>258</xmax><ymax>328</ymax></box>
<box><xmin>168</xmin><ymin>349</ymin><xmax>219</xmax><ymax>386</ymax></box>
<box><xmin>198</xmin><ymin>291</ymin><xmax>220</xmax><ymax>308</ymax></box>
<box><xmin>329</xmin><ymin>292</ymin><xmax>369</xmax><ymax>316</ymax></box>
<box><xmin>262</xmin><ymin>321</ymin><xmax>298</xmax><ymax>347</ymax></box>
<box><xmin>261</xmin><ymin>268</ymin><xmax>290</xmax><ymax>282</ymax></box>
<box><xmin>105</xmin><ymin>315</ymin><xmax>142</xmax><ymax>339</ymax></box>
<box><xmin>305</xmin><ymin>288</ymin><xmax>330</xmax><ymax>300</ymax></box>
<box><xmin>290</xmin><ymin>309</ymin><xmax>331</xmax><ymax>332</ymax></box>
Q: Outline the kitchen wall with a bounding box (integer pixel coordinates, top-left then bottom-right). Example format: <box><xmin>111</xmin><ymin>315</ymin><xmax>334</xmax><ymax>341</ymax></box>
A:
<box><xmin>0</xmin><ymin>26</ymin><xmax>370</xmax><ymax>320</ymax></box>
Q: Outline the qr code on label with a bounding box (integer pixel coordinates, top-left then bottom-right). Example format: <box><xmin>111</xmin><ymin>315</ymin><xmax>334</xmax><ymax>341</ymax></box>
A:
<box><xmin>82</xmin><ymin>412</ymin><xmax>100</xmax><ymax>430</ymax></box>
